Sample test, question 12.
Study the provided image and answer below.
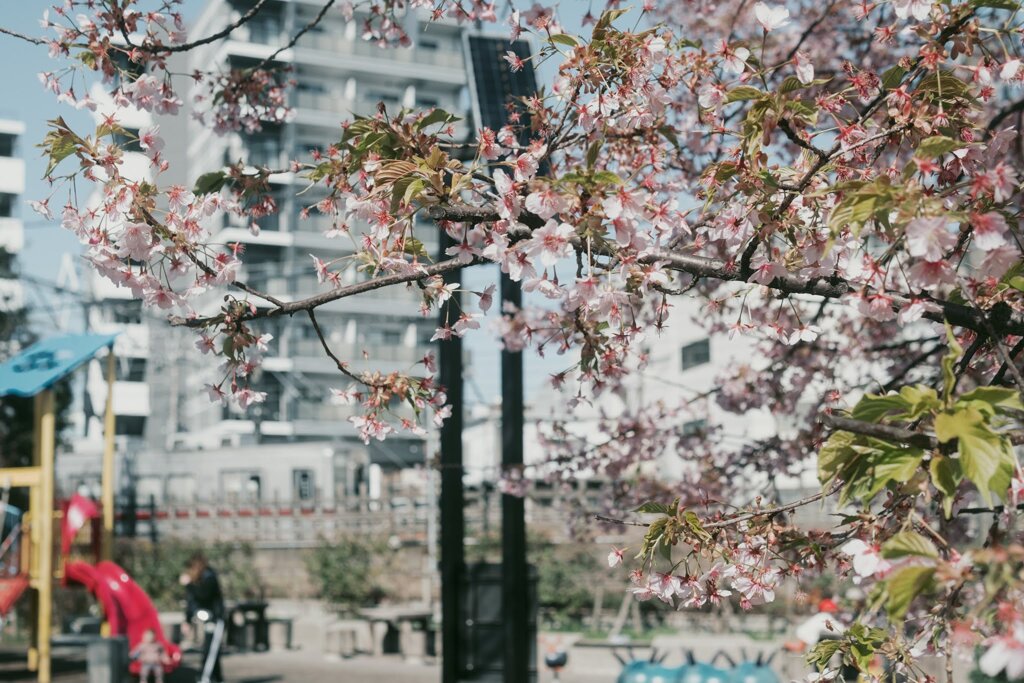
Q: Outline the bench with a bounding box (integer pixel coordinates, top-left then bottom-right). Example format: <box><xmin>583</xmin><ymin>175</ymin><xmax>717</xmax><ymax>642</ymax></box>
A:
<box><xmin>323</xmin><ymin>620</ymin><xmax>362</xmax><ymax>658</ymax></box>
<box><xmin>267</xmin><ymin>617</ymin><xmax>294</xmax><ymax>651</ymax></box>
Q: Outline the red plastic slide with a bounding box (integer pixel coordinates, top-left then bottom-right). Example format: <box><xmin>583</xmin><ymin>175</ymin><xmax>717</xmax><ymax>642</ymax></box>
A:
<box><xmin>64</xmin><ymin>560</ymin><xmax>182</xmax><ymax>674</ymax></box>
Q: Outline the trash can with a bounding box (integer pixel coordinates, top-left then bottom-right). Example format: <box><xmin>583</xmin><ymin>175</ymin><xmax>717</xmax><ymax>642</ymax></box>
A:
<box><xmin>228</xmin><ymin>601</ymin><xmax>269</xmax><ymax>652</ymax></box>
<box><xmin>87</xmin><ymin>635</ymin><xmax>129</xmax><ymax>683</ymax></box>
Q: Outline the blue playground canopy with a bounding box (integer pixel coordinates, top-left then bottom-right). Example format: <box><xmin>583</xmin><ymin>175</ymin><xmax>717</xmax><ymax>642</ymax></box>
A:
<box><xmin>0</xmin><ymin>333</ymin><xmax>117</xmax><ymax>398</ymax></box>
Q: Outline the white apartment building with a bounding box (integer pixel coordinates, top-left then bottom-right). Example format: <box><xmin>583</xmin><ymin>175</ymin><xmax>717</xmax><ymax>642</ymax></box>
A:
<box><xmin>66</xmin><ymin>82</ymin><xmax>157</xmax><ymax>456</ymax></box>
<box><xmin>141</xmin><ymin>0</ymin><xmax>470</xmax><ymax>498</ymax></box>
<box><xmin>0</xmin><ymin>120</ymin><xmax>26</xmax><ymax>344</ymax></box>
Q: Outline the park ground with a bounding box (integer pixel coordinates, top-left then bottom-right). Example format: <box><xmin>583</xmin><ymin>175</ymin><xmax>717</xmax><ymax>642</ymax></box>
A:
<box><xmin>0</xmin><ymin>633</ymin><xmax>819</xmax><ymax>683</ymax></box>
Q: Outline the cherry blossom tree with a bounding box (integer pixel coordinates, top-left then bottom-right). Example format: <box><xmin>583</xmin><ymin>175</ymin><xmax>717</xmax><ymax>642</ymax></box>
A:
<box><xmin>5</xmin><ymin>0</ymin><xmax>1024</xmax><ymax>678</ymax></box>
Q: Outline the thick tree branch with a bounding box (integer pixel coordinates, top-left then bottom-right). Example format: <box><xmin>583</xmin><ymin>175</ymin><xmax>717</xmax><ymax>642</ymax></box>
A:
<box><xmin>427</xmin><ymin>204</ymin><xmax>1024</xmax><ymax>338</ymax></box>
<box><xmin>821</xmin><ymin>413</ymin><xmax>1024</xmax><ymax>447</ymax></box>
<box><xmin>170</xmin><ymin>257</ymin><xmax>462</xmax><ymax>328</ymax></box>
<box><xmin>116</xmin><ymin>0</ymin><xmax>272</xmax><ymax>53</ymax></box>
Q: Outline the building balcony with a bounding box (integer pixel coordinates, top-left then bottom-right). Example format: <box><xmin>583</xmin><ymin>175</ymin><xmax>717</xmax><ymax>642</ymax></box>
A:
<box><xmin>298</xmin><ymin>31</ymin><xmax>465</xmax><ymax>72</ymax></box>
<box><xmin>0</xmin><ymin>157</ymin><xmax>25</xmax><ymax>195</ymax></box>
<box><xmin>0</xmin><ymin>279</ymin><xmax>22</xmax><ymax>313</ymax></box>
<box><xmin>0</xmin><ymin>218</ymin><xmax>24</xmax><ymax>254</ymax></box>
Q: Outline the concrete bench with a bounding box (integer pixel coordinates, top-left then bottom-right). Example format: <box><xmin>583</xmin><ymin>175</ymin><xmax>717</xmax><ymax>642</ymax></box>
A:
<box><xmin>323</xmin><ymin>620</ymin><xmax>362</xmax><ymax>658</ymax></box>
<box><xmin>267</xmin><ymin>617</ymin><xmax>294</xmax><ymax>650</ymax></box>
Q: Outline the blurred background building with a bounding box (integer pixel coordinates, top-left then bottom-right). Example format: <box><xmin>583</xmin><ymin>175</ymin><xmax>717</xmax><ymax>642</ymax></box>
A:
<box><xmin>0</xmin><ymin>119</ymin><xmax>26</xmax><ymax>354</ymax></box>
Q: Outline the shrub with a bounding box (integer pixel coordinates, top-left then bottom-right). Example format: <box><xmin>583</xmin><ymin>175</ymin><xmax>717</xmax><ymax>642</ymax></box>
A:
<box><xmin>114</xmin><ymin>538</ymin><xmax>265</xmax><ymax>610</ymax></box>
<box><xmin>305</xmin><ymin>536</ymin><xmax>392</xmax><ymax>611</ymax></box>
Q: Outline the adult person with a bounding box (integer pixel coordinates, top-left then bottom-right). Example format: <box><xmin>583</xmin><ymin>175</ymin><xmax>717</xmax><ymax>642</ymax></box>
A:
<box><xmin>181</xmin><ymin>553</ymin><xmax>226</xmax><ymax>683</ymax></box>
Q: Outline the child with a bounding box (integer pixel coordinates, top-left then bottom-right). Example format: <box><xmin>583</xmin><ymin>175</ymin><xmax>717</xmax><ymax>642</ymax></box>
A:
<box><xmin>130</xmin><ymin>628</ymin><xmax>169</xmax><ymax>683</ymax></box>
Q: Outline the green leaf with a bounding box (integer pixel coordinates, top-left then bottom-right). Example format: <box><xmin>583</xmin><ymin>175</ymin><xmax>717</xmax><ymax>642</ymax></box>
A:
<box><xmin>863</xmin><ymin>446</ymin><xmax>925</xmax><ymax>499</ymax></box>
<box><xmin>915</xmin><ymin>136</ymin><xmax>965</xmax><ymax>159</ymax></box>
<box><xmin>634</xmin><ymin>501</ymin><xmax>675</xmax><ymax>514</ymax></box>
<box><xmin>1007</xmin><ymin>275</ymin><xmax>1024</xmax><ymax>293</ymax></box>
<box><xmin>881</xmin><ymin>531</ymin><xmax>938</xmax><ymax>560</ymax></box>
<box><xmin>941</xmin><ymin>324</ymin><xmax>963</xmax><ymax>405</ymax></box>
<box><xmin>586</xmin><ymin>140</ymin><xmax>602</xmax><ymax>169</ymax></box>
<box><xmin>828</xmin><ymin>191</ymin><xmax>884</xmax><ymax>235</ymax></box>
<box><xmin>818</xmin><ymin>430</ymin><xmax>856</xmax><ymax>485</ymax></box>
<box><xmin>881</xmin><ymin>66</ymin><xmax>907</xmax><ymax>90</ymax></box>
<box><xmin>886</xmin><ymin>566</ymin><xmax>935</xmax><ymax>619</ymax></box>
<box><xmin>808</xmin><ymin>639</ymin><xmax>843</xmax><ymax>669</ymax></box>
<box><xmin>193</xmin><ymin>171</ymin><xmax>229</xmax><ymax>195</ymax></box>
<box><xmin>935</xmin><ymin>407</ymin><xmax>1015</xmax><ymax>506</ymax></box>
<box><xmin>957</xmin><ymin>386</ymin><xmax>1024</xmax><ymax>414</ymax></box>
<box><xmin>658</xmin><ymin>125</ymin><xmax>680</xmax><ymax>151</ymax></box>
<box><xmin>415</xmin><ymin>108</ymin><xmax>460</xmax><ymax>130</ymax></box>
<box><xmin>725</xmin><ymin>86</ymin><xmax>765</xmax><ymax>103</ymax></box>
<box><xmin>852</xmin><ymin>393</ymin><xmax>912</xmax><ymax>423</ymax></box>
<box><xmin>592</xmin><ymin>170</ymin><xmax>622</xmax><ymax>185</ymax></box>
<box><xmin>898</xmin><ymin>385</ymin><xmax>941</xmax><ymax>420</ymax></box>
<box><xmin>549</xmin><ymin>33</ymin><xmax>579</xmax><ymax>47</ymax></box>
<box><xmin>682</xmin><ymin>510</ymin><xmax>712</xmax><ymax>543</ymax></box>
<box><xmin>930</xmin><ymin>455</ymin><xmax>963</xmax><ymax>518</ymax></box>
<box><xmin>971</xmin><ymin>0</ymin><xmax>1020</xmax><ymax>9</ymax></box>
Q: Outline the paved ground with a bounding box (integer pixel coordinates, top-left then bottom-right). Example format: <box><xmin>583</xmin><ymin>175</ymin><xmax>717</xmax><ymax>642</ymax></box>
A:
<box><xmin>0</xmin><ymin>636</ymin><xmax>802</xmax><ymax>683</ymax></box>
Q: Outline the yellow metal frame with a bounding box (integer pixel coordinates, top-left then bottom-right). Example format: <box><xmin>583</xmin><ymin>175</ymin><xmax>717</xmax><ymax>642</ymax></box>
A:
<box><xmin>0</xmin><ymin>349</ymin><xmax>116</xmax><ymax>683</ymax></box>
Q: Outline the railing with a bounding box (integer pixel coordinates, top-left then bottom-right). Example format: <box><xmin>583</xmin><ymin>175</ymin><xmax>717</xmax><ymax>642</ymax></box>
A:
<box><xmin>122</xmin><ymin>489</ymin><xmax>602</xmax><ymax>546</ymax></box>
<box><xmin>298</xmin><ymin>32</ymin><xmax>464</xmax><ymax>70</ymax></box>
<box><xmin>287</xmin><ymin>337</ymin><xmax>426</xmax><ymax>363</ymax></box>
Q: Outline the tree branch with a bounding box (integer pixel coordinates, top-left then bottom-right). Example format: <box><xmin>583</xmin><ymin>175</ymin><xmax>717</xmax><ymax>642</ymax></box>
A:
<box><xmin>170</xmin><ymin>257</ymin><xmax>461</xmax><ymax>328</ymax></box>
<box><xmin>117</xmin><ymin>0</ymin><xmax>272</xmax><ymax>53</ymax></box>
<box><xmin>0</xmin><ymin>27</ymin><xmax>46</xmax><ymax>45</ymax></box>
<box><xmin>427</xmin><ymin>204</ymin><xmax>1024</xmax><ymax>338</ymax></box>
<box><xmin>821</xmin><ymin>413</ymin><xmax>1024</xmax><ymax>447</ymax></box>
<box><xmin>593</xmin><ymin>483</ymin><xmax>841</xmax><ymax>532</ymax></box>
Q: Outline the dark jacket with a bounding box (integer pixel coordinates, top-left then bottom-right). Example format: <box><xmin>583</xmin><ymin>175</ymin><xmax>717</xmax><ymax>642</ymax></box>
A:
<box><xmin>185</xmin><ymin>567</ymin><xmax>225</xmax><ymax>622</ymax></box>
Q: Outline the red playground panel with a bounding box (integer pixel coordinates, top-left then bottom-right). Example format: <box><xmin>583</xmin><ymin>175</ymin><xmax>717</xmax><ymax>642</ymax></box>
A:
<box><xmin>64</xmin><ymin>561</ymin><xmax>181</xmax><ymax>674</ymax></box>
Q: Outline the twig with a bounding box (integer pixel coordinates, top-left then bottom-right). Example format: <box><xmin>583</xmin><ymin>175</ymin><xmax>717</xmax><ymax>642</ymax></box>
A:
<box><xmin>0</xmin><ymin>27</ymin><xmax>46</xmax><ymax>45</ymax></box>
<box><xmin>957</xmin><ymin>275</ymin><xmax>1024</xmax><ymax>397</ymax></box>
<box><xmin>592</xmin><ymin>483</ymin><xmax>842</xmax><ymax>532</ymax></box>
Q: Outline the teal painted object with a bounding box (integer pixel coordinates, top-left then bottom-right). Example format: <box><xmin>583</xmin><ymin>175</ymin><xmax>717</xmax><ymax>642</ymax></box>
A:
<box><xmin>614</xmin><ymin>648</ymin><xmax>780</xmax><ymax>683</ymax></box>
<box><xmin>729</xmin><ymin>652</ymin><xmax>781</xmax><ymax>683</ymax></box>
<box><xmin>0</xmin><ymin>333</ymin><xmax>117</xmax><ymax>397</ymax></box>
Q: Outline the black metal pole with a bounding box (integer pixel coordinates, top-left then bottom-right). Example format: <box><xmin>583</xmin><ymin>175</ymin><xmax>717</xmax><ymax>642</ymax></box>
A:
<box><xmin>501</xmin><ymin>272</ymin><xmax>528</xmax><ymax>683</ymax></box>
<box><xmin>438</xmin><ymin>228</ymin><xmax>465</xmax><ymax>683</ymax></box>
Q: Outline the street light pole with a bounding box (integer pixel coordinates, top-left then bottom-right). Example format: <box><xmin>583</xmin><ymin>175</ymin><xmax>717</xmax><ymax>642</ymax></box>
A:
<box><xmin>438</xmin><ymin>228</ymin><xmax>465</xmax><ymax>683</ymax></box>
<box><xmin>500</xmin><ymin>272</ymin><xmax>528</xmax><ymax>683</ymax></box>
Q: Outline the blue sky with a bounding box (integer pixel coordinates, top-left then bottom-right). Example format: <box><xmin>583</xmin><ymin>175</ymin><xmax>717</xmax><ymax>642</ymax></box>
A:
<box><xmin>0</xmin><ymin>1</ymin><xmax>618</xmax><ymax>405</ymax></box>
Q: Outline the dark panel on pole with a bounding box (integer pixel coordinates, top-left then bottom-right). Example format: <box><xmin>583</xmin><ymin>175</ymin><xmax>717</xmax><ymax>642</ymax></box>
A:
<box><xmin>438</xmin><ymin>228</ymin><xmax>465</xmax><ymax>683</ymax></box>
<box><xmin>466</xmin><ymin>37</ymin><xmax>538</xmax><ymax>140</ymax></box>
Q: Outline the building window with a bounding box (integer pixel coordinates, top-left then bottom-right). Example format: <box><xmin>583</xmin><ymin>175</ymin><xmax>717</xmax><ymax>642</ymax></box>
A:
<box><xmin>112</xmin><ymin>300</ymin><xmax>143</xmax><ymax>325</ymax></box>
<box><xmin>682</xmin><ymin>419</ymin><xmax>707</xmax><ymax>436</ymax></box>
<box><xmin>0</xmin><ymin>193</ymin><xmax>15</xmax><ymax>219</ymax></box>
<box><xmin>681</xmin><ymin>339</ymin><xmax>711</xmax><ymax>370</ymax></box>
<box><xmin>117</xmin><ymin>357</ymin><xmax>147</xmax><ymax>382</ymax></box>
<box><xmin>293</xmin><ymin>469</ymin><xmax>315</xmax><ymax>502</ymax></box>
<box><xmin>0</xmin><ymin>134</ymin><xmax>15</xmax><ymax>158</ymax></box>
<box><xmin>115</xmin><ymin>415</ymin><xmax>146</xmax><ymax>437</ymax></box>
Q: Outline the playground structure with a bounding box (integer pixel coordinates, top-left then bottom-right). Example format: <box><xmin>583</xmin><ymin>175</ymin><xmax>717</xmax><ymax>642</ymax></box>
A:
<box><xmin>0</xmin><ymin>333</ymin><xmax>181</xmax><ymax>682</ymax></box>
